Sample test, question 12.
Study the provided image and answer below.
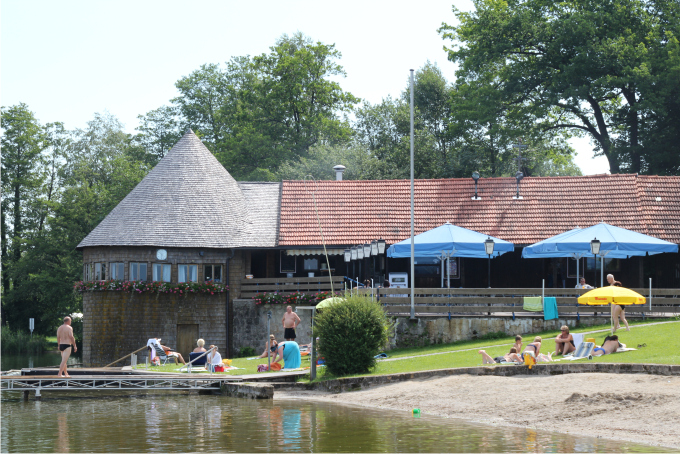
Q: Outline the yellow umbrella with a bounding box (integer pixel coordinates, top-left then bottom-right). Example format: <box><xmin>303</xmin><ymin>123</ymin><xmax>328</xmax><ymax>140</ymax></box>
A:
<box><xmin>577</xmin><ymin>286</ymin><xmax>646</xmax><ymax>306</ymax></box>
<box><xmin>577</xmin><ymin>286</ymin><xmax>645</xmax><ymax>333</ymax></box>
<box><xmin>315</xmin><ymin>297</ymin><xmax>346</xmax><ymax>310</ymax></box>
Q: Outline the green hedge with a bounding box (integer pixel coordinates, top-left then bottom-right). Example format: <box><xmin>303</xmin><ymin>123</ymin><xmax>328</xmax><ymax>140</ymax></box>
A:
<box><xmin>314</xmin><ymin>294</ymin><xmax>391</xmax><ymax>376</ymax></box>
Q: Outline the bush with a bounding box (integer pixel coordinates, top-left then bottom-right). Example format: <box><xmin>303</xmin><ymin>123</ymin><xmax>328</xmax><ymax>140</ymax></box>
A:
<box><xmin>313</xmin><ymin>294</ymin><xmax>391</xmax><ymax>376</ymax></box>
<box><xmin>1</xmin><ymin>327</ymin><xmax>50</xmax><ymax>354</ymax></box>
<box><xmin>237</xmin><ymin>346</ymin><xmax>256</xmax><ymax>358</ymax></box>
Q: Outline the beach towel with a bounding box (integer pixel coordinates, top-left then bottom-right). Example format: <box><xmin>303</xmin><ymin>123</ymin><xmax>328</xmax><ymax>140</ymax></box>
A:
<box><xmin>543</xmin><ymin>297</ymin><xmax>558</xmax><ymax>320</ymax></box>
<box><xmin>523</xmin><ymin>297</ymin><xmax>543</xmax><ymax>312</ymax></box>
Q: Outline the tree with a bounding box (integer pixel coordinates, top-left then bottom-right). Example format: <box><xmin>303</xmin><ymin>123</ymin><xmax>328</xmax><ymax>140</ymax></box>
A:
<box><xmin>172</xmin><ymin>33</ymin><xmax>358</xmax><ymax>180</ymax></box>
<box><xmin>440</xmin><ymin>0</ymin><xmax>680</xmax><ymax>174</ymax></box>
<box><xmin>1</xmin><ymin>109</ymin><xmax>150</xmax><ymax>334</ymax></box>
<box><xmin>134</xmin><ymin>105</ymin><xmax>183</xmax><ymax>165</ymax></box>
<box><xmin>1</xmin><ymin>104</ymin><xmax>47</xmax><ymax>312</ymax></box>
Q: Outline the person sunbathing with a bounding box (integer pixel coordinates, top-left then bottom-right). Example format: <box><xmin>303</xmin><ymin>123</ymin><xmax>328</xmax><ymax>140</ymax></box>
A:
<box><xmin>479</xmin><ymin>347</ymin><xmax>522</xmax><ymax>364</ymax></box>
<box><xmin>258</xmin><ymin>334</ymin><xmax>278</xmax><ymax>358</ymax></box>
<box><xmin>513</xmin><ymin>335</ymin><xmax>522</xmax><ymax>353</ymax></box>
<box><xmin>554</xmin><ymin>325</ymin><xmax>576</xmax><ymax>356</ymax></box>
<box><xmin>592</xmin><ymin>335</ymin><xmax>621</xmax><ymax>356</ymax></box>
<box><xmin>521</xmin><ymin>336</ymin><xmax>542</xmax><ymax>361</ymax></box>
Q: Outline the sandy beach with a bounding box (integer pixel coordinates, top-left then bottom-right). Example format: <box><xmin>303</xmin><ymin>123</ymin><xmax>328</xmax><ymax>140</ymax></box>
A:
<box><xmin>277</xmin><ymin>373</ymin><xmax>680</xmax><ymax>450</ymax></box>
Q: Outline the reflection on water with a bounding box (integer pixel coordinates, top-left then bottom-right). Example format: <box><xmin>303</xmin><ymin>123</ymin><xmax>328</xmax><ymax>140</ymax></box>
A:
<box><xmin>1</xmin><ymin>351</ymin><xmax>81</xmax><ymax>371</ymax></box>
<box><xmin>0</xmin><ymin>393</ymin><xmax>669</xmax><ymax>453</ymax></box>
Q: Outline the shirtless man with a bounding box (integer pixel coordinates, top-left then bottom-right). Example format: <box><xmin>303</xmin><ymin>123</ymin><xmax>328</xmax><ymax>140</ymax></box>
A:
<box><xmin>282</xmin><ymin>306</ymin><xmax>301</xmax><ymax>341</ymax></box>
<box><xmin>56</xmin><ymin>316</ymin><xmax>77</xmax><ymax>377</ymax></box>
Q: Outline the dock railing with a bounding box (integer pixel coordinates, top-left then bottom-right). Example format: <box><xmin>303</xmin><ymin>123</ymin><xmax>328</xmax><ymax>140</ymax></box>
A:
<box><xmin>375</xmin><ymin>288</ymin><xmax>680</xmax><ymax>317</ymax></box>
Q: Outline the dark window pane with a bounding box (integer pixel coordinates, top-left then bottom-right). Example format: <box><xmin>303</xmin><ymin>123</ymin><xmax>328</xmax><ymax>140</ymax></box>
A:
<box><xmin>214</xmin><ymin>265</ymin><xmax>222</xmax><ymax>283</ymax></box>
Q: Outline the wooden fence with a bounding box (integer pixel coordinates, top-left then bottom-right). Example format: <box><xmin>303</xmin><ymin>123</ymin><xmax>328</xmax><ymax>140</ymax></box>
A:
<box><xmin>238</xmin><ymin>280</ymin><xmax>680</xmax><ymax>317</ymax></box>
<box><xmin>239</xmin><ymin>277</ymin><xmax>345</xmax><ymax>299</ymax></box>
<box><xmin>370</xmin><ymin>288</ymin><xmax>680</xmax><ymax>317</ymax></box>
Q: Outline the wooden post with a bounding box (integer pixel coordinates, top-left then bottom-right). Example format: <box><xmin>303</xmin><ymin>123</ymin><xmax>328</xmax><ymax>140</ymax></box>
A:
<box><xmin>104</xmin><ymin>345</ymin><xmax>148</xmax><ymax>368</ymax></box>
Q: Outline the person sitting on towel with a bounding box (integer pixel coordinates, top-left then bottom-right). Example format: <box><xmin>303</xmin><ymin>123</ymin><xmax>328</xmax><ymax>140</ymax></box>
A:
<box><xmin>258</xmin><ymin>334</ymin><xmax>278</xmax><ymax>358</ymax></box>
<box><xmin>271</xmin><ymin>341</ymin><xmax>301</xmax><ymax>370</ymax></box>
<box><xmin>479</xmin><ymin>347</ymin><xmax>522</xmax><ymax>364</ymax></box>
<box><xmin>206</xmin><ymin>345</ymin><xmax>223</xmax><ymax>371</ymax></box>
<box><xmin>554</xmin><ymin>325</ymin><xmax>576</xmax><ymax>356</ymax></box>
<box><xmin>592</xmin><ymin>335</ymin><xmax>621</xmax><ymax>356</ymax></box>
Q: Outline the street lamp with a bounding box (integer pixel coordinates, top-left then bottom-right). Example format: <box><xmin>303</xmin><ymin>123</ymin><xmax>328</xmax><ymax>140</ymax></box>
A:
<box><xmin>370</xmin><ymin>240</ymin><xmax>378</xmax><ymax>256</ymax></box>
<box><xmin>351</xmin><ymin>246</ymin><xmax>358</xmax><ymax>261</ymax></box>
<box><xmin>471</xmin><ymin>171</ymin><xmax>481</xmax><ymax>200</ymax></box>
<box><xmin>591</xmin><ymin>238</ymin><xmax>602</xmax><ymax>286</ymax></box>
<box><xmin>377</xmin><ymin>239</ymin><xmax>386</xmax><ymax>255</ymax></box>
<box><xmin>590</xmin><ymin>238</ymin><xmax>601</xmax><ymax>255</ymax></box>
<box><xmin>484</xmin><ymin>237</ymin><xmax>495</xmax><ymax>288</ymax></box>
<box><xmin>344</xmin><ymin>249</ymin><xmax>351</xmax><ymax>263</ymax></box>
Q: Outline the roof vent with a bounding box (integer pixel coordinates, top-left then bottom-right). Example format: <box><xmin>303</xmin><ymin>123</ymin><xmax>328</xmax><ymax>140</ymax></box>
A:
<box><xmin>333</xmin><ymin>165</ymin><xmax>346</xmax><ymax>181</ymax></box>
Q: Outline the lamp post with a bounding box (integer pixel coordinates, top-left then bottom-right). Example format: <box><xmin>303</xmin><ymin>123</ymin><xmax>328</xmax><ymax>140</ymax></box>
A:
<box><xmin>591</xmin><ymin>238</ymin><xmax>601</xmax><ymax>286</ymax></box>
<box><xmin>471</xmin><ymin>171</ymin><xmax>480</xmax><ymax>200</ymax></box>
<box><xmin>484</xmin><ymin>237</ymin><xmax>495</xmax><ymax>288</ymax></box>
<box><xmin>357</xmin><ymin>244</ymin><xmax>364</xmax><ymax>284</ymax></box>
<box><xmin>344</xmin><ymin>248</ymin><xmax>351</xmax><ymax>282</ymax></box>
<box><xmin>351</xmin><ymin>246</ymin><xmax>358</xmax><ymax>284</ymax></box>
<box><xmin>371</xmin><ymin>241</ymin><xmax>378</xmax><ymax>284</ymax></box>
<box><xmin>363</xmin><ymin>243</ymin><xmax>371</xmax><ymax>285</ymax></box>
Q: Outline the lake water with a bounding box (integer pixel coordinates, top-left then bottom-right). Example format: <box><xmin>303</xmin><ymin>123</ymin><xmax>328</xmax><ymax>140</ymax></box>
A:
<box><xmin>1</xmin><ymin>351</ymin><xmax>82</xmax><ymax>371</ymax></box>
<box><xmin>0</xmin><ymin>393</ymin><xmax>668</xmax><ymax>453</ymax></box>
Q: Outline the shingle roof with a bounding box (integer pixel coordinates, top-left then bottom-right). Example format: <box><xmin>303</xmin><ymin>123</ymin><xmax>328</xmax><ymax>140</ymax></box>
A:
<box><xmin>278</xmin><ymin>174</ymin><xmax>680</xmax><ymax>247</ymax></box>
<box><xmin>238</xmin><ymin>182</ymin><xmax>281</xmax><ymax>247</ymax></box>
<box><xmin>77</xmin><ymin>130</ymin><xmax>278</xmax><ymax>249</ymax></box>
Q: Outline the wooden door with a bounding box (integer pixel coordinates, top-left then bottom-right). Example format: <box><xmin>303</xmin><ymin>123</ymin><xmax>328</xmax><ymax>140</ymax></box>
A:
<box><xmin>176</xmin><ymin>324</ymin><xmax>199</xmax><ymax>359</ymax></box>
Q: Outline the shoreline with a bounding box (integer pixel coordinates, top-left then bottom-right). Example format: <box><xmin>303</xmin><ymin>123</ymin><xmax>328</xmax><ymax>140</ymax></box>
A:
<box><xmin>276</xmin><ymin>372</ymin><xmax>680</xmax><ymax>450</ymax></box>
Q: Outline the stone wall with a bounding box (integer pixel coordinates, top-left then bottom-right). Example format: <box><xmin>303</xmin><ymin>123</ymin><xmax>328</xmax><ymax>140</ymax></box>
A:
<box><xmin>82</xmin><ymin>291</ymin><xmax>227</xmax><ymax>367</ymax></box>
<box><xmin>231</xmin><ymin>300</ymin><xmax>314</xmax><ymax>354</ymax></box>
<box><xmin>390</xmin><ymin>315</ymin><xmax>613</xmax><ymax>348</ymax></box>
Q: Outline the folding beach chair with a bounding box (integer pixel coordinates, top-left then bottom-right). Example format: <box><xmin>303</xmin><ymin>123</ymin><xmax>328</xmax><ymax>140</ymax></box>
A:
<box><xmin>152</xmin><ymin>343</ymin><xmax>177</xmax><ymax>365</ymax></box>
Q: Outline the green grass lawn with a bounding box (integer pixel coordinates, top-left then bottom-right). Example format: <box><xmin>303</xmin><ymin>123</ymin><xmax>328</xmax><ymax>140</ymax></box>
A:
<box><xmin>133</xmin><ymin>319</ymin><xmax>680</xmax><ymax>379</ymax></box>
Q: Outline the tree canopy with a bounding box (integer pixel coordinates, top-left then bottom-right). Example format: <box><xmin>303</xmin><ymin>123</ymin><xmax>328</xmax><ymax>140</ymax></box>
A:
<box><xmin>440</xmin><ymin>0</ymin><xmax>680</xmax><ymax>175</ymax></box>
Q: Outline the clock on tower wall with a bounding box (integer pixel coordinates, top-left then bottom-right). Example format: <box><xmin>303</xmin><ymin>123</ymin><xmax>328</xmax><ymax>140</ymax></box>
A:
<box><xmin>156</xmin><ymin>249</ymin><xmax>167</xmax><ymax>261</ymax></box>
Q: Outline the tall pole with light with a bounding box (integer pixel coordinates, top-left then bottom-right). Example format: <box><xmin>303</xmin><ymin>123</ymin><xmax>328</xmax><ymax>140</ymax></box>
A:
<box><xmin>363</xmin><ymin>243</ymin><xmax>371</xmax><ymax>285</ymax></box>
<box><xmin>484</xmin><ymin>237</ymin><xmax>495</xmax><ymax>288</ymax></box>
<box><xmin>371</xmin><ymin>241</ymin><xmax>378</xmax><ymax>285</ymax></box>
<box><xmin>357</xmin><ymin>244</ymin><xmax>364</xmax><ymax>284</ymax></box>
<box><xmin>344</xmin><ymin>249</ymin><xmax>351</xmax><ymax>287</ymax></box>
<box><xmin>471</xmin><ymin>171</ymin><xmax>481</xmax><ymax>200</ymax></box>
<box><xmin>351</xmin><ymin>246</ymin><xmax>358</xmax><ymax>285</ymax></box>
<box><xmin>409</xmin><ymin>68</ymin><xmax>415</xmax><ymax>320</ymax></box>
<box><xmin>590</xmin><ymin>238</ymin><xmax>601</xmax><ymax>287</ymax></box>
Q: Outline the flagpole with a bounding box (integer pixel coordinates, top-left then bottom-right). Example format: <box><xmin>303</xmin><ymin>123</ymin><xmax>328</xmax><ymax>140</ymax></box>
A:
<box><xmin>410</xmin><ymin>68</ymin><xmax>415</xmax><ymax>320</ymax></box>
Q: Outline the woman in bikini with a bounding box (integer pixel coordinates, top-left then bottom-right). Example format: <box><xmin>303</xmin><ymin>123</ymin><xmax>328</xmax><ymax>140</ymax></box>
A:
<box><xmin>592</xmin><ymin>335</ymin><xmax>621</xmax><ymax>356</ymax></box>
<box><xmin>258</xmin><ymin>334</ymin><xmax>278</xmax><ymax>358</ymax></box>
<box><xmin>607</xmin><ymin>274</ymin><xmax>630</xmax><ymax>332</ymax></box>
<box><xmin>479</xmin><ymin>347</ymin><xmax>522</xmax><ymax>364</ymax></box>
<box><xmin>521</xmin><ymin>336</ymin><xmax>542</xmax><ymax>360</ymax></box>
<box><xmin>554</xmin><ymin>325</ymin><xmax>576</xmax><ymax>355</ymax></box>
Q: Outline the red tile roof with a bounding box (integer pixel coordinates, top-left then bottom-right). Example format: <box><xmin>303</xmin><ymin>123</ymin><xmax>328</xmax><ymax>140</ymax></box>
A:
<box><xmin>278</xmin><ymin>174</ymin><xmax>680</xmax><ymax>246</ymax></box>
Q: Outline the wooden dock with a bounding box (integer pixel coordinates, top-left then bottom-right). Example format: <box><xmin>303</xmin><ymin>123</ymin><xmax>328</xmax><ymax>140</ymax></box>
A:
<box><xmin>1</xmin><ymin>368</ymin><xmax>309</xmax><ymax>400</ymax></box>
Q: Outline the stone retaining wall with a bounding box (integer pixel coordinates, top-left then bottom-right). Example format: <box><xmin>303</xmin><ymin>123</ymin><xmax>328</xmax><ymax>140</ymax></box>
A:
<box><xmin>231</xmin><ymin>300</ymin><xmax>314</xmax><ymax>354</ymax></box>
<box><xmin>391</xmin><ymin>315</ymin><xmax>613</xmax><ymax>348</ymax></box>
<box><xmin>272</xmin><ymin>363</ymin><xmax>680</xmax><ymax>394</ymax></box>
<box><xmin>231</xmin><ymin>299</ymin><xmax>616</xmax><ymax>353</ymax></box>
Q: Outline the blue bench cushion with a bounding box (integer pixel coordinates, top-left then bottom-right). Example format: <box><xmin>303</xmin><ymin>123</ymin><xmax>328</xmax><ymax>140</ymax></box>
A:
<box><xmin>189</xmin><ymin>352</ymin><xmax>207</xmax><ymax>365</ymax></box>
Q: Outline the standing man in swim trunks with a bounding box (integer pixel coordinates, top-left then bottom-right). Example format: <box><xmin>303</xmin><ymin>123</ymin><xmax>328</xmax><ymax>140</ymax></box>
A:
<box><xmin>282</xmin><ymin>306</ymin><xmax>301</xmax><ymax>341</ymax></box>
<box><xmin>57</xmin><ymin>316</ymin><xmax>77</xmax><ymax>377</ymax></box>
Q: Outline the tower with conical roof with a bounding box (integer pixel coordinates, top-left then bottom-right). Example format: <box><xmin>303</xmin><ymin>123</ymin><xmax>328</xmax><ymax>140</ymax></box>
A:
<box><xmin>77</xmin><ymin>130</ymin><xmax>281</xmax><ymax>366</ymax></box>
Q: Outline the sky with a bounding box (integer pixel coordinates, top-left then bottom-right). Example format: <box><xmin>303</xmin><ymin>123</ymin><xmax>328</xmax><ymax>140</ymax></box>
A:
<box><xmin>1</xmin><ymin>0</ymin><xmax>610</xmax><ymax>175</ymax></box>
